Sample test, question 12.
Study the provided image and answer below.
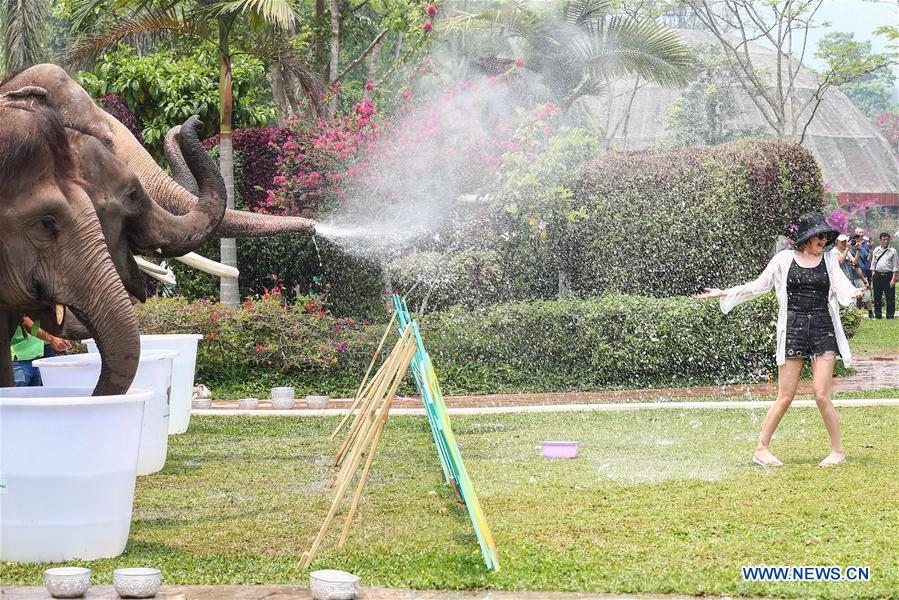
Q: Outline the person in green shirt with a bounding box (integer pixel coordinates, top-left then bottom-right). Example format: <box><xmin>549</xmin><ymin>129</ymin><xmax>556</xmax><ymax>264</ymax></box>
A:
<box><xmin>9</xmin><ymin>317</ymin><xmax>72</xmax><ymax>387</ymax></box>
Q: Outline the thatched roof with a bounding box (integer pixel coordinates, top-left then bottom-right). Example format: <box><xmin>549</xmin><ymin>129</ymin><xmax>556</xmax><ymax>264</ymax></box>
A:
<box><xmin>585</xmin><ymin>29</ymin><xmax>897</xmax><ymax>195</ymax></box>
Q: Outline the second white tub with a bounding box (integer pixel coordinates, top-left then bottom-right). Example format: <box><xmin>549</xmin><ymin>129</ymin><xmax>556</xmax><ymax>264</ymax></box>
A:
<box><xmin>34</xmin><ymin>351</ymin><xmax>176</xmax><ymax>475</ymax></box>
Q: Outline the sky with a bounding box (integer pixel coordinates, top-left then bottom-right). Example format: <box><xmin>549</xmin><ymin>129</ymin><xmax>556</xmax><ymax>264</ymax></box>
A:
<box><xmin>803</xmin><ymin>0</ymin><xmax>898</xmax><ymax>71</ymax></box>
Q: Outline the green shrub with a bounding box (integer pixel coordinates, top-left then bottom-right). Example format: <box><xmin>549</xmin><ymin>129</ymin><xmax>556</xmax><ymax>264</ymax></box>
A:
<box><xmin>137</xmin><ymin>294</ymin><xmax>859</xmax><ymax>397</ymax></box>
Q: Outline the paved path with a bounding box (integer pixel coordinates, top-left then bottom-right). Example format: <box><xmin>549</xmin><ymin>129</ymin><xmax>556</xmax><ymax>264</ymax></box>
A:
<box><xmin>0</xmin><ymin>586</ymin><xmax>763</xmax><ymax>599</ymax></box>
<box><xmin>195</xmin><ymin>351</ymin><xmax>898</xmax><ymax>416</ymax></box>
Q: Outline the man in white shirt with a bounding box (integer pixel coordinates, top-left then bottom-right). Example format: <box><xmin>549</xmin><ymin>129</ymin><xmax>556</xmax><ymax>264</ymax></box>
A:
<box><xmin>869</xmin><ymin>232</ymin><xmax>898</xmax><ymax>319</ymax></box>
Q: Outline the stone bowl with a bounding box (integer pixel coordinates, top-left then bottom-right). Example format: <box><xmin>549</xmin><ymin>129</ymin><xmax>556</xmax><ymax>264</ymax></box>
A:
<box><xmin>310</xmin><ymin>569</ymin><xmax>360</xmax><ymax>600</ymax></box>
<box><xmin>192</xmin><ymin>398</ymin><xmax>212</xmax><ymax>410</ymax></box>
<box><xmin>44</xmin><ymin>567</ymin><xmax>91</xmax><ymax>598</ymax></box>
<box><xmin>238</xmin><ymin>397</ymin><xmax>259</xmax><ymax>410</ymax></box>
<box><xmin>112</xmin><ymin>567</ymin><xmax>161</xmax><ymax>598</ymax></box>
<box><xmin>305</xmin><ymin>395</ymin><xmax>330</xmax><ymax>409</ymax></box>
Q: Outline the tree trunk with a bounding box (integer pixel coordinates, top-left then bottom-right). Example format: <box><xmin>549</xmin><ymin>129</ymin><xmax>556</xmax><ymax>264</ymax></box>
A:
<box><xmin>328</xmin><ymin>0</ymin><xmax>341</xmax><ymax>116</ymax></box>
<box><xmin>364</xmin><ymin>37</ymin><xmax>381</xmax><ymax>100</ymax></box>
<box><xmin>315</xmin><ymin>0</ymin><xmax>326</xmax><ymax>72</ymax></box>
<box><xmin>271</xmin><ymin>64</ymin><xmax>290</xmax><ymax>126</ymax></box>
<box><xmin>218</xmin><ymin>17</ymin><xmax>240</xmax><ymax>306</ymax></box>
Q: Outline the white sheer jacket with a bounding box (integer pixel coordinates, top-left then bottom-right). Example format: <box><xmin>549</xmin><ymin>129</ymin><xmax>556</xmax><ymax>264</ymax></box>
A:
<box><xmin>718</xmin><ymin>250</ymin><xmax>858</xmax><ymax>367</ymax></box>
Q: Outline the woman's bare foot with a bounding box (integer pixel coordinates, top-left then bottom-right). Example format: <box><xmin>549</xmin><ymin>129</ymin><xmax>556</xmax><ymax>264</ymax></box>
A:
<box><xmin>752</xmin><ymin>447</ymin><xmax>783</xmax><ymax>467</ymax></box>
<box><xmin>818</xmin><ymin>451</ymin><xmax>846</xmax><ymax>468</ymax></box>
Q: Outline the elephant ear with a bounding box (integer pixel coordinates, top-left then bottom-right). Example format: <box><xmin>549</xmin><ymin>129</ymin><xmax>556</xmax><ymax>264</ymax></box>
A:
<box><xmin>0</xmin><ymin>86</ymin><xmax>48</xmax><ymax>101</ymax></box>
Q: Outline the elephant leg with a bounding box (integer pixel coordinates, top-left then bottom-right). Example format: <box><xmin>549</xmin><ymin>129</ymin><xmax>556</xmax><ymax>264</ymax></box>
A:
<box><xmin>0</xmin><ymin>312</ymin><xmax>14</xmax><ymax>387</ymax></box>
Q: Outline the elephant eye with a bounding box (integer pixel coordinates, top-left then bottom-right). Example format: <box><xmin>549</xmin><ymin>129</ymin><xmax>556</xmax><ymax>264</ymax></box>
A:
<box><xmin>41</xmin><ymin>215</ymin><xmax>59</xmax><ymax>236</ymax></box>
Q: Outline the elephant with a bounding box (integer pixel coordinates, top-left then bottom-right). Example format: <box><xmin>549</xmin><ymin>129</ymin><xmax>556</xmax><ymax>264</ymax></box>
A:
<box><xmin>0</xmin><ymin>91</ymin><xmax>140</xmax><ymax>394</ymax></box>
<box><xmin>0</xmin><ymin>64</ymin><xmax>316</xmax><ymax>237</ymax></box>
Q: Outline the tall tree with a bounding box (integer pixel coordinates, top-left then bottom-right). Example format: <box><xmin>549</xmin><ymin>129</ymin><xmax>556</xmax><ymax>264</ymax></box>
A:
<box><xmin>682</xmin><ymin>0</ymin><xmax>894</xmax><ymax>143</ymax></box>
<box><xmin>1</xmin><ymin>0</ymin><xmax>50</xmax><ymax>70</ymax></box>
<box><xmin>70</xmin><ymin>0</ymin><xmax>321</xmax><ymax>305</ymax></box>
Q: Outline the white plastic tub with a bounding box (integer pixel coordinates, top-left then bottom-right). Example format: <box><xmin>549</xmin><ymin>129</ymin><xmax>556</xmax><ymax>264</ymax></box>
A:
<box><xmin>87</xmin><ymin>334</ymin><xmax>202</xmax><ymax>435</ymax></box>
<box><xmin>34</xmin><ymin>351</ymin><xmax>176</xmax><ymax>475</ymax></box>
<box><xmin>0</xmin><ymin>386</ymin><xmax>150</xmax><ymax>563</ymax></box>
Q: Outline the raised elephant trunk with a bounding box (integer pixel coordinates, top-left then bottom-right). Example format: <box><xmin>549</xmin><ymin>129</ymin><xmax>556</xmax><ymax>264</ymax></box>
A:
<box><xmin>126</xmin><ymin>116</ymin><xmax>227</xmax><ymax>257</ymax></box>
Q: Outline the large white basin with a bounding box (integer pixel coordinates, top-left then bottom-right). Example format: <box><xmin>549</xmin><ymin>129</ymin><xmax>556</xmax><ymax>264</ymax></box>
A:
<box><xmin>0</xmin><ymin>386</ymin><xmax>150</xmax><ymax>563</ymax></box>
<box><xmin>34</xmin><ymin>351</ymin><xmax>175</xmax><ymax>475</ymax></box>
<box><xmin>87</xmin><ymin>334</ymin><xmax>202</xmax><ymax>435</ymax></box>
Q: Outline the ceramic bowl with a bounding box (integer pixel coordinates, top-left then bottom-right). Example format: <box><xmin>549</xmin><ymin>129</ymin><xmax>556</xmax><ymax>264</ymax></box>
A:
<box><xmin>305</xmin><ymin>395</ymin><xmax>330</xmax><ymax>409</ymax></box>
<box><xmin>112</xmin><ymin>567</ymin><xmax>161</xmax><ymax>598</ymax></box>
<box><xmin>542</xmin><ymin>440</ymin><xmax>579</xmax><ymax>459</ymax></box>
<box><xmin>238</xmin><ymin>397</ymin><xmax>259</xmax><ymax>410</ymax></box>
<box><xmin>310</xmin><ymin>569</ymin><xmax>360</xmax><ymax>600</ymax></box>
<box><xmin>191</xmin><ymin>398</ymin><xmax>212</xmax><ymax>410</ymax></box>
<box><xmin>44</xmin><ymin>567</ymin><xmax>91</xmax><ymax>598</ymax></box>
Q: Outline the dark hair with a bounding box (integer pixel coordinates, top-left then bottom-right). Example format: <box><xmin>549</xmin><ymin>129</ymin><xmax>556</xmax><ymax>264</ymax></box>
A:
<box><xmin>880</xmin><ymin>232</ymin><xmax>891</xmax><ymax>240</ymax></box>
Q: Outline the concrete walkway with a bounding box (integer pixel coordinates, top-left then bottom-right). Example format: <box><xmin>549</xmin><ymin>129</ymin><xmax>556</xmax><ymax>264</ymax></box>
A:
<box><xmin>0</xmin><ymin>586</ymin><xmax>763</xmax><ymax>599</ymax></box>
<box><xmin>198</xmin><ymin>352</ymin><xmax>898</xmax><ymax>416</ymax></box>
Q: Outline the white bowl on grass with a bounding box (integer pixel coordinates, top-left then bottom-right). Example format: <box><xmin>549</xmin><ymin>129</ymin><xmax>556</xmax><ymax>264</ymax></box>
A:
<box><xmin>310</xmin><ymin>569</ymin><xmax>359</xmax><ymax>600</ymax></box>
<box><xmin>112</xmin><ymin>567</ymin><xmax>161</xmax><ymax>598</ymax></box>
<box><xmin>43</xmin><ymin>567</ymin><xmax>91</xmax><ymax>598</ymax></box>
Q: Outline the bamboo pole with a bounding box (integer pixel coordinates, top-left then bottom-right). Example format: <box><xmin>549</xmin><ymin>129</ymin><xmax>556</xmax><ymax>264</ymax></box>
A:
<box><xmin>337</xmin><ymin>341</ymin><xmax>417</xmax><ymax>549</ymax></box>
<box><xmin>331</xmin><ymin>312</ymin><xmax>396</xmax><ymax>440</ymax></box>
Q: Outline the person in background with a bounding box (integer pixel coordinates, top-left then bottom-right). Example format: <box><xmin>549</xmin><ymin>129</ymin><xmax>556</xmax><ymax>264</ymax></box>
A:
<box><xmin>9</xmin><ymin>316</ymin><xmax>72</xmax><ymax>387</ymax></box>
<box><xmin>849</xmin><ymin>233</ymin><xmax>874</xmax><ymax>318</ymax></box>
<box><xmin>869</xmin><ymin>232</ymin><xmax>898</xmax><ymax>319</ymax></box>
<box><xmin>831</xmin><ymin>234</ymin><xmax>854</xmax><ymax>280</ymax></box>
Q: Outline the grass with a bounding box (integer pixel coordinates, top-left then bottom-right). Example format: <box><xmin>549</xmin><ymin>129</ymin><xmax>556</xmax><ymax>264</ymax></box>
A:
<box><xmin>3</xmin><ymin>408</ymin><xmax>897</xmax><ymax>599</ymax></box>
<box><xmin>849</xmin><ymin>316</ymin><xmax>899</xmax><ymax>355</ymax></box>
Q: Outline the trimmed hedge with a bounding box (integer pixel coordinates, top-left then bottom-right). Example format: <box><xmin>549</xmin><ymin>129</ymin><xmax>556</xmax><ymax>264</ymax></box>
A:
<box><xmin>136</xmin><ymin>294</ymin><xmax>859</xmax><ymax>398</ymax></box>
<box><xmin>567</xmin><ymin>139</ymin><xmax>823</xmax><ymax>296</ymax></box>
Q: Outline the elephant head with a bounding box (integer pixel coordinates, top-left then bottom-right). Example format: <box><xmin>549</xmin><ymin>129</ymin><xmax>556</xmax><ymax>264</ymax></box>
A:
<box><xmin>66</xmin><ymin>115</ymin><xmax>227</xmax><ymax>302</ymax></box>
<box><xmin>0</xmin><ymin>94</ymin><xmax>139</xmax><ymax>395</ymax></box>
<box><xmin>1</xmin><ymin>64</ymin><xmax>316</xmax><ymax>237</ymax></box>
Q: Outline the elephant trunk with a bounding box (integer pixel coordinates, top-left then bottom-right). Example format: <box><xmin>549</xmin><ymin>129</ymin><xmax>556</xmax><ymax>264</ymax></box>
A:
<box><xmin>58</xmin><ymin>222</ymin><xmax>140</xmax><ymax>396</ymax></box>
<box><xmin>129</xmin><ymin>116</ymin><xmax>227</xmax><ymax>257</ymax></box>
<box><xmin>108</xmin><ymin>111</ymin><xmax>316</xmax><ymax>238</ymax></box>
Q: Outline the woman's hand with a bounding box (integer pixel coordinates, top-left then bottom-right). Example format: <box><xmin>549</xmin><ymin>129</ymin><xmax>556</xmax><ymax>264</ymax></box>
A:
<box><xmin>853</xmin><ymin>286</ymin><xmax>867</xmax><ymax>300</ymax></box>
<box><xmin>694</xmin><ymin>287</ymin><xmax>727</xmax><ymax>299</ymax></box>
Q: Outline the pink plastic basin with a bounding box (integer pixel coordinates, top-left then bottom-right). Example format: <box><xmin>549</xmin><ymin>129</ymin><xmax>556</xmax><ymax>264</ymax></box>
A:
<box><xmin>542</xmin><ymin>441</ymin><xmax>579</xmax><ymax>459</ymax></box>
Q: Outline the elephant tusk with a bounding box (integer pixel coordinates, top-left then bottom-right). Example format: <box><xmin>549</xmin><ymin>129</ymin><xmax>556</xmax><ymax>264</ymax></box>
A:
<box><xmin>134</xmin><ymin>256</ymin><xmax>177</xmax><ymax>286</ymax></box>
<box><xmin>55</xmin><ymin>304</ymin><xmax>65</xmax><ymax>326</ymax></box>
<box><xmin>174</xmin><ymin>252</ymin><xmax>239</xmax><ymax>280</ymax></box>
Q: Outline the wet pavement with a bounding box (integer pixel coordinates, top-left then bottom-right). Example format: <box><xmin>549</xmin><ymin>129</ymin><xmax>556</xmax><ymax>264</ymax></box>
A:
<box><xmin>0</xmin><ymin>586</ymin><xmax>762</xmax><ymax>599</ymax></box>
<box><xmin>205</xmin><ymin>351</ymin><xmax>898</xmax><ymax>412</ymax></box>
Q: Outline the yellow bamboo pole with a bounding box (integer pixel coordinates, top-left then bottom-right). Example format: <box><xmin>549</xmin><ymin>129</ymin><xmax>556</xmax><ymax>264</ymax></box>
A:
<box><xmin>337</xmin><ymin>341</ymin><xmax>417</xmax><ymax>549</ymax></box>
<box><xmin>330</xmin><ymin>312</ymin><xmax>397</xmax><ymax>441</ymax></box>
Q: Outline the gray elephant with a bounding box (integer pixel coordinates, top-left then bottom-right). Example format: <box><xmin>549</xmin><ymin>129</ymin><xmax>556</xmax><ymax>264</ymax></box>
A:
<box><xmin>0</xmin><ymin>64</ymin><xmax>316</xmax><ymax>237</ymax></box>
<box><xmin>0</xmin><ymin>92</ymin><xmax>139</xmax><ymax>394</ymax></box>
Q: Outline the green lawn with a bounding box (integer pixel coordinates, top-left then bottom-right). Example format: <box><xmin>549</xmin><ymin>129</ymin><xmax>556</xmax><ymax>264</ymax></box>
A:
<box><xmin>3</xmin><ymin>409</ymin><xmax>897</xmax><ymax>599</ymax></box>
<box><xmin>850</xmin><ymin>316</ymin><xmax>899</xmax><ymax>354</ymax></box>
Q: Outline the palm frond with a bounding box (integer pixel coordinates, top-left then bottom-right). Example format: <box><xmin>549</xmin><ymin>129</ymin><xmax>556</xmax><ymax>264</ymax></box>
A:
<box><xmin>64</xmin><ymin>9</ymin><xmax>208</xmax><ymax>63</ymax></box>
<box><xmin>1</xmin><ymin>0</ymin><xmax>51</xmax><ymax>71</ymax></box>
<box><xmin>570</xmin><ymin>17</ymin><xmax>693</xmax><ymax>88</ymax></box>
<box><xmin>439</xmin><ymin>5</ymin><xmax>540</xmax><ymax>39</ymax></box>
<box><xmin>564</xmin><ymin>0</ymin><xmax>613</xmax><ymax>26</ymax></box>
<box><xmin>207</xmin><ymin>0</ymin><xmax>295</xmax><ymax>29</ymax></box>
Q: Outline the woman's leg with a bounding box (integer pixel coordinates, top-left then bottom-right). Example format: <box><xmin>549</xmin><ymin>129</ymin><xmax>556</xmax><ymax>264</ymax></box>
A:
<box><xmin>811</xmin><ymin>352</ymin><xmax>845</xmax><ymax>467</ymax></box>
<box><xmin>754</xmin><ymin>358</ymin><xmax>804</xmax><ymax>466</ymax></box>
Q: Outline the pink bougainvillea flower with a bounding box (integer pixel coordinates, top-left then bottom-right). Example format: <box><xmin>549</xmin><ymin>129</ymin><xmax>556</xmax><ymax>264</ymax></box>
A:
<box><xmin>427</xmin><ymin>3</ymin><xmax>437</xmax><ymax>16</ymax></box>
<box><xmin>515</xmin><ymin>58</ymin><xmax>525</xmax><ymax>66</ymax></box>
<box><xmin>423</xmin><ymin>21</ymin><xmax>433</xmax><ymax>32</ymax></box>
<box><xmin>365</xmin><ymin>82</ymin><xmax>375</xmax><ymax>91</ymax></box>
<box><xmin>402</xmin><ymin>89</ymin><xmax>413</xmax><ymax>99</ymax></box>
<box><xmin>789</xmin><ymin>223</ymin><xmax>799</xmax><ymax>232</ymax></box>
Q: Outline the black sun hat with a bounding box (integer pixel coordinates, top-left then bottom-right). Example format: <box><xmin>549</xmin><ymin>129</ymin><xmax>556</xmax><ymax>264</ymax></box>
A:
<box><xmin>790</xmin><ymin>212</ymin><xmax>839</xmax><ymax>247</ymax></box>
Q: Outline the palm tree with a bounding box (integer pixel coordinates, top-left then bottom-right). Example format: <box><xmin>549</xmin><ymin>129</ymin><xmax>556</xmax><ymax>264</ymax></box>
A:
<box><xmin>443</xmin><ymin>0</ymin><xmax>693</xmax><ymax>109</ymax></box>
<box><xmin>69</xmin><ymin>0</ymin><xmax>322</xmax><ymax>305</ymax></box>
<box><xmin>1</xmin><ymin>0</ymin><xmax>51</xmax><ymax>71</ymax></box>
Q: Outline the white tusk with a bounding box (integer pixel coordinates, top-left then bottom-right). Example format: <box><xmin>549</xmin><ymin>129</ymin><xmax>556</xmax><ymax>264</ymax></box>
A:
<box><xmin>55</xmin><ymin>304</ymin><xmax>65</xmax><ymax>326</ymax></box>
<box><xmin>174</xmin><ymin>252</ymin><xmax>239</xmax><ymax>279</ymax></box>
<box><xmin>134</xmin><ymin>256</ymin><xmax>177</xmax><ymax>286</ymax></box>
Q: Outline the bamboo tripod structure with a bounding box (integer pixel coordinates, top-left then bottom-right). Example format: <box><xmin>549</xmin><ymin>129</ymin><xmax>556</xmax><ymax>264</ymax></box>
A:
<box><xmin>300</xmin><ymin>321</ymin><xmax>416</xmax><ymax>570</ymax></box>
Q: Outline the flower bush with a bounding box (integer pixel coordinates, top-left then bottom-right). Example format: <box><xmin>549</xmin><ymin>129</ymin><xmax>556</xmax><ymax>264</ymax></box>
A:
<box><xmin>99</xmin><ymin>93</ymin><xmax>143</xmax><ymax>143</ymax></box>
<box><xmin>204</xmin><ymin>127</ymin><xmax>281</xmax><ymax>212</ymax></box>
<box><xmin>875</xmin><ymin>112</ymin><xmax>898</xmax><ymax>155</ymax></box>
